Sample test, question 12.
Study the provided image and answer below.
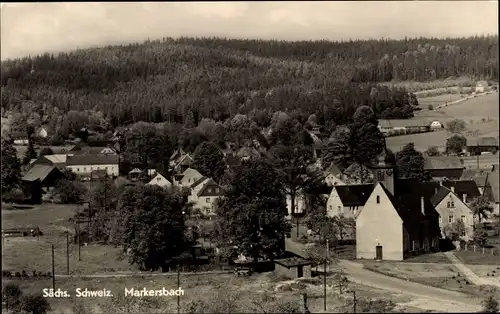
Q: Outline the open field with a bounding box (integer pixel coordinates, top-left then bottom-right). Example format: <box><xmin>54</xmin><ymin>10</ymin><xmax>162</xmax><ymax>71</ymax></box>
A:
<box><xmin>360</xmin><ymin>260</ymin><xmax>500</xmax><ymax>300</ymax></box>
<box><xmin>2</xmin><ymin>272</ymin><xmax>422</xmax><ymax>313</ymax></box>
<box><xmin>2</xmin><ymin>204</ymin><xmax>135</xmax><ymax>275</ymax></box>
<box><xmin>387</xmin><ymin>92</ymin><xmax>499</xmax><ymax>152</ymax></box>
<box><xmin>417</xmin><ymin>93</ymin><xmax>467</xmax><ymax>109</ymax></box>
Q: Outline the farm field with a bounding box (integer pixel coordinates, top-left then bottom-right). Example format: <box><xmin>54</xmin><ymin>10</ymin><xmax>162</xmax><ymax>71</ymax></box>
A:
<box><xmin>387</xmin><ymin>92</ymin><xmax>499</xmax><ymax>152</ymax></box>
<box><xmin>1</xmin><ymin>204</ymin><xmax>134</xmax><ymax>275</ymax></box>
<box><xmin>417</xmin><ymin>93</ymin><xmax>467</xmax><ymax>109</ymax></box>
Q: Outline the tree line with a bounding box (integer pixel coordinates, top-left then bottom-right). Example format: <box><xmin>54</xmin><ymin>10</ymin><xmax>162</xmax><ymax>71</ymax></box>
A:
<box><xmin>2</xmin><ymin>36</ymin><xmax>497</xmax><ymax>135</ymax></box>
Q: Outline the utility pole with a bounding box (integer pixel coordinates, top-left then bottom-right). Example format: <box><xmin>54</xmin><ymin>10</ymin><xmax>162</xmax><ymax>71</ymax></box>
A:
<box><xmin>51</xmin><ymin>244</ymin><xmax>55</xmax><ymax>290</ymax></box>
<box><xmin>324</xmin><ymin>238</ymin><xmax>328</xmax><ymax>312</ymax></box>
<box><xmin>66</xmin><ymin>231</ymin><xmax>70</xmax><ymax>275</ymax></box>
<box><xmin>177</xmin><ymin>265</ymin><xmax>181</xmax><ymax>314</ymax></box>
<box><xmin>353</xmin><ymin>290</ymin><xmax>357</xmax><ymax>314</ymax></box>
<box><xmin>326</xmin><ymin>239</ymin><xmax>330</xmax><ymax>273</ymax></box>
<box><xmin>476</xmin><ymin>140</ymin><xmax>480</xmax><ymax>170</ymax></box>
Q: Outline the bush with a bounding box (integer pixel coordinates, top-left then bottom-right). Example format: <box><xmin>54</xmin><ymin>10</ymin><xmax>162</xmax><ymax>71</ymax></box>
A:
<box><xmin>482</xmin><ymin>295</ymin><xmax>499</xmax><ymax>313</ymax></box>
<box><xmin>14</xmin><ymin>271</ymin><xmax>21</xmax><ymax>278</ymax></box>
<box><xmin>428</xmin><ymin>104</ymin><xmax>434</xmax><ymax>110</ymax></box>
<box><xmin>2</xmin><ymin>270</ymin><xmax>12</xmax><ymax>277</ymax></box>
<box><xmin>21</xmin><ymin>294</ymin><xmax>51</xmax><ymax>314</ymax></box>
<box><xmin>2</xmin><ymin>283</ymin><xmax>23</xmax><ymax>311</ymax></box>
<box><xmin>53</xmin><ymin>179</ymin><xmax>85</xmax><ymax>203</ymax></box>
<box><xmin>2</xmin><ymin>188</ymin><xmax>26</xmax><ymax>203</ymax></box>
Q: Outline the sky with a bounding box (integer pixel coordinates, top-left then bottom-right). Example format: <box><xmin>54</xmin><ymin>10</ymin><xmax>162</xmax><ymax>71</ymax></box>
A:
<box><xmin>1</xmin><ymin>1</ymin><xmax>498</xmax><ymax>60</ymax></box>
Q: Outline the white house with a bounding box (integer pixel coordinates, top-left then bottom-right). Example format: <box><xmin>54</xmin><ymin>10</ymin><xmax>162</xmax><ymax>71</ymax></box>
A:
<box><xmin>324</xmin><ymin>163</ymin><xmax>346</xmax><ymax>187</ymax></box>
<box><xmin>430</xmin><ymin>120</ymin><xmax>443</xmax><ymax>131</ymax></box>
<box><xmin>147</xmin><ymin>173</ymin><xmax>172</xmax><ymax>189</ymax></box>
<box><xmin>326</xmin><ymin>184</ymin><xmax>374</xmax><ymax>218</ymax></box>
<box><xmin>175</xmin><ymin>168</ymin><xmax>204</xmax><ymax>188</ymax></box>
<box><xmin>187</xmin><ymin>177</ymin><xmax>223</xmax><ymax>215</ymax></box>
<box><xmin>37</xmin><ymin>127</ymin><xmax>48</xmax><ymax>138</ymax></box>
<box><xmin>65</xmin><ymin>154</ymin><xmax>119</xmax><ymax>178</ymax></box>
<box><xmin>430</xmin><ymin>186</ymin><xmax>474</xmax><ymax>241</ymax></box>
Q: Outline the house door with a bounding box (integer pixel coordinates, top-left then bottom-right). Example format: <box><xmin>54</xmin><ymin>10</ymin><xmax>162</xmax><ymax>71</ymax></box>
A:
<box><xmin>297</xmin><ymin>266</ymin><xmax>304</xmax><ymax>278</ymax></box>
<box><xmin>376</xmin><ymin>245</ymin><xmax>383</xmax><ymax>260</ymax></box>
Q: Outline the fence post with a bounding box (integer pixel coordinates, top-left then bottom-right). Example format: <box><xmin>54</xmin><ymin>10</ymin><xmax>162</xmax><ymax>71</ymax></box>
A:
<box><xmin>474</xmin><ymin>245</ymin><xmax>476</xmax><ymax>252</ymax></box>
<box><xmin>482</xmin><ymin>247</ymin><xmax>485</xmax><ymax>254</ymax></box>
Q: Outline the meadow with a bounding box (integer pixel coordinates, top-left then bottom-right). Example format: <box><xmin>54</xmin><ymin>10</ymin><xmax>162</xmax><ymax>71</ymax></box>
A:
<box><xmin>387</xmin><ymin>92</ymin><xmax>499</xmax><ymax>153</ymax></box>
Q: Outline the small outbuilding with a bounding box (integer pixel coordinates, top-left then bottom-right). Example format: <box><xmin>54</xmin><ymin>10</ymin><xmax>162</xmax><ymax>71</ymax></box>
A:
<box><xmin>274</xmin><ymin>255</ymin><xmax>313</xmax><ymax>279</ymax></box>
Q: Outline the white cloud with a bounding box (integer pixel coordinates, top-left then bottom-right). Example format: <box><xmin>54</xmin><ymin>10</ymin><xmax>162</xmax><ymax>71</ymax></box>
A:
<box><xmin>1</xmin><ymin>1</ymin><xmax>498</xmax><ymax>60</ymax></box>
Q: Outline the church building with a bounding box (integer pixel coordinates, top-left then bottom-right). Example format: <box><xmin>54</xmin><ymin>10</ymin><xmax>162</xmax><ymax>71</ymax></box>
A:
<box><xmin>356</xmin><ymin>146</ymin><xmax>441</xmax><ymax>261</ymax></box>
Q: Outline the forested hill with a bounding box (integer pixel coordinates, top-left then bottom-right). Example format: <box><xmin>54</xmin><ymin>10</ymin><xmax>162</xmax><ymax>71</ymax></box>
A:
<box><xmin>1</xmin><ymin>36</ymin><xmax>498</xmax><ymax>128</ymax></box>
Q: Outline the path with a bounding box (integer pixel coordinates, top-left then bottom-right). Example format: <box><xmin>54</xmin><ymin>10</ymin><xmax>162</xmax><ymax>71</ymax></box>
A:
<box><xmin>338</xmin><ymin>259</ymin><xmax>482</xmax><ymax>313</ymax></box>
<box><xmin>444</xmin><ymin>251</ymin><xmax>500</xmax><ymax>287</ymax></box>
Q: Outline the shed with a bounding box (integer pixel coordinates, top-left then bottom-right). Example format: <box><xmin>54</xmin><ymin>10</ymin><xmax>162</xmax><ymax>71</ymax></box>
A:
<box><xmin>274</xmin><ymin>256</ymin><xmax>313</xmax><ymax>279</ymax></box>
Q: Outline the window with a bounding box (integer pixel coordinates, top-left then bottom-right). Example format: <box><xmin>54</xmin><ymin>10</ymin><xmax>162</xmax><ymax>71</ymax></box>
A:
<box><xmin>83</xmin><ymin>167</ymin><xmax>86</xmax><ymax>171</ymax></box>
<box><xmin>461</xmin><ymin>231</ymin><xmax>466</xmax><ymax>237</ymax></box>
<box><xmin>157</xmin><ymin>177</ymin><xmax>161</xmax><ymax>182</ymax></box>
<box><xmin>208</xmin><ymin>188</ymin><xmax>212</xmax><ymax>193</ymax></box>
<box><xmin>448</xmin><ymin>216</ymin><xmax>454</xmax><ymax>223</ymax></box>
<box><xmin>77</xmin><ymin>168</ymin><xmax>80</xmax><ymax>172</ymax></box>
<box><xmin>439</xmin><ymin>215</ymin><xmax>442</xmax><ymax>224</ymax></box>
<box><xmin>329</xmin><ymin>205</ymin><xmax>332</xmax><ymax>210</ymax></box>
<box><xmin>206</xmin><ymin>198</ymin><xmax>211</xmax><ymax>203</ymax></box>
<box><xmin>337</xmin><ymin>206</ymin><xmax>341</xmax><ymax>212</ymax></box>
<box><xmin>447</xmin><ymin>201</ymin><xmax>455</xmax><ymax>208</ymax></box>
<box><xmin>461</xmin><ymin>215</ymin><xmax>466</xmax><ymax>223</ymax></box>
<box><xmin>376</xmin><ymin>195</ymin><xmax>380</xmax><ymax>204</ymax></box>
<box><xmin>216</xmin><ymin>188</ymin><xmax>220</xmax><ymax>193</ymax></box>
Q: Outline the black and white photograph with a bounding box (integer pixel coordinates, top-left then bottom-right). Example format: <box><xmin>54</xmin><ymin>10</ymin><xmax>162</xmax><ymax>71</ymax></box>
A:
<box><xmin>1</xmin><ymin>1</ymin><xmax>499</xmax><ymax>313</ymax></box>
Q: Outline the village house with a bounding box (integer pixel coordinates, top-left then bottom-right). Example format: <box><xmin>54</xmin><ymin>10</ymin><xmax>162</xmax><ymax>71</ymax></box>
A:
<box><xmin>430</xmin><ymin>186</ymin><xmax>475</xmax><ymax>241</ymax></box>
<box><xmin>424</xmin><ymin>156</ymin><xmax>464</xmax><ymax>180</ymax></box>
<box><xmin>429</xmin><ymin>120</ymin><xmax>444</xmax><ymax>131</ymax></box>
<box><xmin>487</xmin><ymin>171</ymin><xmax>500</xmax><ymax>215</ymax></box>
<box><xmin>323</xmin><ymin>163</ymin><xmax>346</xmax><ymax>186</ymax></box>
<box><xmin>147</xmin><ymin>172</ymin><xmax>172</xmax><ymax>189</ymax></box>
<box><xmin>22</xmin><ymin>164</ymin><xmax>66</xmax><ymax>203</ymax></box>
<box><xmin>38</xmin><ymin>154</ymin><xmax>72</xmax><ymax>170</ymax></box>
<box><xmin>235</xmin><ymin>146</ymin><xmax>261</xmax><ymax>161</ymax></box>
<box><xmin>326</xmin><ymin>184</ymin><xmax>374</xmax><ymax>218</ymax></box>
<box><xmin>37</xmin><ymin>126</ymin><xmax>49</xmax><ymax>138</ymax></box>
<box><xmin>12</xmin><ymin>131</ymin><xmax>29</xmax><ymax>145</ymax></box>
<box><xmin>475</xmin><ymin>80</ymin><xmax>489</xmax><ymax>93</ymax></box>
<box><xmin>187</xmin><ymin>177</ymin><xmax>223</xmax><ymax>216</ymax></box>
<box><xmin>343</xmin><ymin>163</ymin><xmax>374</xmax><ymax>184</ymax></box>
<box><xmin>440</xmin><ymin>180</ymin><xmax>481</xmax><ymax>204</ymax></box>
<box><xmin>460</xmin><ymin>169</ymin><xmax>490</xmax><ymax>196</ymax></box>
<box><xmin>65</xmin><ymin>154</ymin><xmax>119</xmax><ymax>178</ymax></box>
<box><xmin>68</xmin><ymin>144</ymin><xmax>117</xmax><ymax>155</ymax></box>
<box><xmin>173</xmin><ymin>168</ymin><xmax>204</xmax><ymax>188</ymax></box>
<box><xmin>174</xmin><ymin>154</ymin><xmax>194</xmax><ymax>174</ymax></box>
<box><xmin>356</xmin><ymin>148</ymin><xmax>440</xmax><ymax>261</ymax></box>
<box><xmin>466</xmin><ymin>137</ymin><xmax>499</xmax><ymax>155</ymax></box>
<box><xmin>128</xmin><ymin>168</ymin><xmax>143</xmax><ymax>181</ymax></box>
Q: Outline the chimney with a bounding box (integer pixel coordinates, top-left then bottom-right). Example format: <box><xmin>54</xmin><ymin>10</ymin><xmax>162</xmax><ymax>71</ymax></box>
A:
<box><xmin>421</xmin><ymin>196</ymin><xmax>425</xmax><ymax>215</ymax></box>
<box><xmin>463</xmin><ymin>194</ymin><xmax>467</xmax><ymax>203</ymax></box>
<box><xmin>451</xmin><ymin>186</ymin><xmax>455</xmax><ymax>193</ymax></box>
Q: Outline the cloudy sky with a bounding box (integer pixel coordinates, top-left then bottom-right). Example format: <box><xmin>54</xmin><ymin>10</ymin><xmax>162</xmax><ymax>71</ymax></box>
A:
<box><xmin>1</xmin><ymin>1</ymin><xmax>498</xmax><ymax>60</ymax></box>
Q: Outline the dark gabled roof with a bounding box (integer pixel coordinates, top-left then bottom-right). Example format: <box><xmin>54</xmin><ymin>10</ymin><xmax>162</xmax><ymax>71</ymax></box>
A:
<box><xmin>191</xmin><ymin>176</ymin><xmax>208</xmax><ymax>189</ymax></box>
<box><xmin>66</xmin><ymin>154</ymin><xmax>119</xmax><ymax>166</ymax></box>
<box><xmin>197</xmin><ymin>179</ymin><xmax>223</xmax><ymax>197</ymax></box>
<box><xmin>22</xmin><ymin>164</ymin><xmax>62</xmax><ymax>183</ymax></box>
<box><xmin>379</xmin><ymin>183</ymin><xmax>425</xmax><ymax>227</ymax></box>
<box><xmin>397</xmin><ymin>193</ymin><xmax>438</xmax><ymax>217</ymax></box>
<box><xmin>430</xmin><ymin>186</ymin><xmax>452</xmax><ymax>207</ymax></box>
<box><xmin>176</xmin><ymin>154</ymin><xmax>193</xmax><ymax>167</ymax></box>
<box><xmin>274</xmin><ymin>256</ymin><xmax>313</xmax><ymax>268</ymax></box>
<box><xmin>396</xmin><ymin>179</ymin><xmax>441</xmax><ymax>199</ymax></box>
<box><xmin>442</xmin><ymin>180</ymin><xmax>481</xmax><ymax>198</ymax></box>
<box><xmin>314</xmin><ymin>183</ymin><xmax>333</xmax><ymax>196</ymax></box>
<box><xmin>424</xmin><ymin>156</ymin><xmax>463</xmax><ymax>170</ymax></box>
<box><xmin>461</xmin><ymin>169</ymin><xmax>489</xmax><ymax>187</ymax></box>
<box><xmin>335</xmin><ymin>184</ymin><xmax>374</xmax><ymax>206</ymax></box>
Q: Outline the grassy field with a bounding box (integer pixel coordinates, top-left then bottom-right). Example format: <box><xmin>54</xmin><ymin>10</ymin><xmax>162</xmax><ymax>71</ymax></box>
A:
<box><xmin>417</xmin><ymin>94</ymin><xmax>467</xmax><ymax>109</ymax></box>
<box><xmin>360</xmin><ymin>260</ymin><xmax>500</xmax><ymax>300</ymax></box>
<box><xmin>387</xmin><ymin>92</ymin><xmax>499</xmax><ymax>153</ymax></box>
<box><xmin>2</xmin><ymin>204</ymin><xmax>135</xmax><ymax>275</ymax></box>
<box><xmin>2</xmin><ymin>272</ymin><xmax>421</xmax><ymax>313</ymax></box>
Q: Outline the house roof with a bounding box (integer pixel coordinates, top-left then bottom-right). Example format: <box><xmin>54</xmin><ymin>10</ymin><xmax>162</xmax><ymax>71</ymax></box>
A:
<box><xmin>66</xmin><ymin>154</ymin><xmax>119</xmax><ymax>166</ymax></box>
<box><xmin>344</xmin><ymin>163</ymin><xmax>373</xmax><ymax>176</ymax></box>
<box><xmin>22</xmin><ymin>164</ymin><xmax>62</xmax><ymax>183</ymax></box>
<box><xmin>378</xmin><ymin>119</ymin><xmax>430</xmax><ymax>128</ymax></box>
<box><xmin>129</xmin><ymin>168</ymin><xmax>142</xmax><ymax>174</ymax></box>
<box><xmin>379</xmin><ymin>183</ymin><xmax>425</xmax><ymax>227</ymax></box>
<box><xmin>335</xmin><ymin>184</ymin><xmax>374</xmax><ymax>206</ymax></box>
<box><xmin>396</xmin><ymin>179</ymin><xmax>441</xmax><ymax>199</ymax></box>
<box><xmin>191</xmin><ymin>176</ymin><xmax>208</xmax><ymax>190</ymax></box>
<box><xmin>70</xmin><ymin>145</ymin><xmax>116</xmax><ymax>155</ymax></box>
<box><xmin>430</xmin><ymin>186</ymin><xmax>453</xmax><ymax>207</ymax></box>
<box><xmin>467</xmin><ymin>137</ymin><xmax>498</xmax><ymax>147</ymax></box>
<box><xmin>442</xmin><ymin>180</ymin><xmax>481</xmax><ymax>198</ymax></box>
<box><xmin>197</xmin><ymin>179</ymin><xmax>222</xmax><ymax>197</ymax></box>
<box><xmin>324</xmin><ymin>163</ymin><xmax>343</xmax><ymax>177</ymax></box>
<box><xmin>236</xmin><ymin>146</ymin><xmax>261</xmax><ymax>159</ymax></box>
<box><xmin>44</xmin><ymin>154</ymin><xmax>69</xmax><ymax>164</ymax></box>
<box><xmin>176</xmin><ymin>154</ymin><xmax>193</xmax><ymax>167</ymax></box>
<box><xmin>181</xmin><ymin>168</ymin><xmax>203</xmax><ymax>185</ymax></box>
<box><xmin>148</xmin><ymin>173</ymin><xmax>171</xmax><ymax>186</ymax></box>
<box><xmin>424</xmin><ymin>156</ymin><xmax>464</xmax><ymax>170</ymax></box>
<box><xmin>274</xmin><ymin>257</ymin><xmax>312</xmax><ymax>268</ymax></box>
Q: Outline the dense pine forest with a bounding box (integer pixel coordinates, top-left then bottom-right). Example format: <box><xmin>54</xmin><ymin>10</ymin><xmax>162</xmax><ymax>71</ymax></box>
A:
<box><xmin>1</xmin><ymin>35</ymin><xmax>498</xmax><ymax>133</ymax></box>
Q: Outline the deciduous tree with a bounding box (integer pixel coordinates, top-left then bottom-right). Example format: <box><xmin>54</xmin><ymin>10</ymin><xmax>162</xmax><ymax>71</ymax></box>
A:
<box><xmin>446</xmin><ymin>134</ymin><xmax>467</xmax><ymax>155</ymax></box>
<box><xmin>395</xmin><ymin>142</ymin><xmax>428</xmax><ymax>181</ymax></box>
<box><xmin>192</xmin><ymin>141</ymin><xmax>226</xmax><ymax>183</ymax></box>
<box><xmin>1</xmin><ymin>138</ymin><xmax>22</xmax><ymax>195</ymax></box>
<box><xmin>215</xmin><ymin>159</ymin><xmax>290</xmax><ymax>264</ymax></box>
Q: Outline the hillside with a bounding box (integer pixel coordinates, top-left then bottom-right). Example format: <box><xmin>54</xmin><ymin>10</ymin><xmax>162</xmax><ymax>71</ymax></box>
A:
<box><xmin>1</xmin><ymin>36</ymin><xmax>498</xmax><ymax>130</ymax></box>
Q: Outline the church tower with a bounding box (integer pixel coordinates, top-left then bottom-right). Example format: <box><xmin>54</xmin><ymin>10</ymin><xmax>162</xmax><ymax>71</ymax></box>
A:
<box><xmin>368</xmin><ymin>140</ymin><xmax>397</xmax><ymax>196</ymax></box>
